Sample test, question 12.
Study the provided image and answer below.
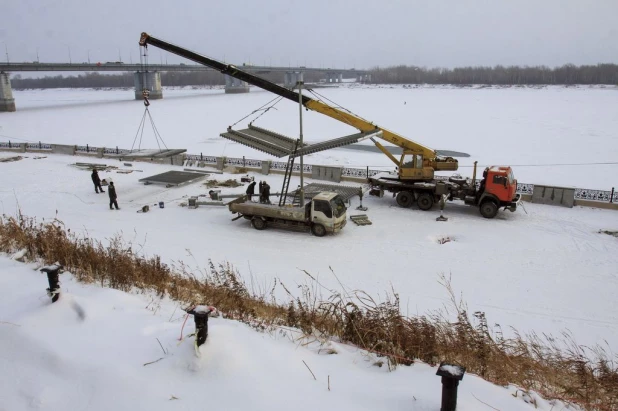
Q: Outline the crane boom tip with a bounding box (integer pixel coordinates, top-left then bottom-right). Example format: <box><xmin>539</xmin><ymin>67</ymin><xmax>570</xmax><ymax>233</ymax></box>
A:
<box><xmin>139</xmin><ymin>32</ymin><xmax>149</xmax><ymax>46</ymax></box>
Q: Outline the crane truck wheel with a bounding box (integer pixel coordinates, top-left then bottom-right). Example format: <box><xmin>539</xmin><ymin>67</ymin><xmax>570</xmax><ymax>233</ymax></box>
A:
<box><xmin>251</xmin><ymin>217</ymin><xmax>267</xmax><ymax>230</ymax></box>
<box><xmin>480</xmin><ymin>200</ymin><xmax>499</xmax><ymax>219</ymax></box>
<box><xmin>396</xmin><ymin>191</ymin><xmax>414</xmax><ymax>208</ymax></box>
<box><xmin>417</xmin><ymin>193</ymin><xmax>434</xmax><ymax>211</ymax></box>
<box><xmin>311</xmin><ymin>223</ymin><xmax>327</xmax><ymax>237</ymax></box>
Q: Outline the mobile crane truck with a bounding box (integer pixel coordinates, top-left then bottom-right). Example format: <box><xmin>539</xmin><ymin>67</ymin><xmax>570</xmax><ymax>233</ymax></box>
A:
<box><xmin>369</xmin><ymin>162</ymin><xmax>519</xmax><ymax>218</ymax></box>
<box><xmin>138</xmin><ymin>32</ymin><xmax>520</xmax><ymax>219</ymax></box>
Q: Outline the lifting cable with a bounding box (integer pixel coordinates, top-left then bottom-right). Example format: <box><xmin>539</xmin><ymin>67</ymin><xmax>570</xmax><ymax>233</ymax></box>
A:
<box><xmin>130</xmin><ymin>46</ymin><xmax>169</xmax><ymax>153</ymax></box>
<box><xmin>130</xmin><ymin>93</ymin><xmax>169</xmax><ymax>153</ymax></box>
<box><xmin>220</xmin><ymin>95</ymin><xmax>284</xmax><ymax>156</ymax></box>
<box><xmin>228</xmin><ymin>95</ymin><xmax>284</xmax><ymax>129</ymax></box>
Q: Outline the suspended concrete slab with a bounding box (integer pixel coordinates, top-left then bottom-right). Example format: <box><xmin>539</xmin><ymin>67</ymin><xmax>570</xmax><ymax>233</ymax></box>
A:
<box><xmin>220</xmin><ymin>124</ymin><xmax>382</xmax><ymax>158</ymax></box>
<box><xmin>138</xmin><ymin>171</ymin><xmax>206</xmax><ymax>187</ymax></box>
<box><xmin>106</xmin><ymin>148</ymin><xmax>187</xmax><ymax>159</ymax></box>
<box><xmin>220</xmin><ymin>124</ymin><xmax>301</xmax><ymax>157</ymax></box>
<box><xmin>295</xmin><ymin>132</ymin><xmax>379</xmax><ymax>157</ymax></box>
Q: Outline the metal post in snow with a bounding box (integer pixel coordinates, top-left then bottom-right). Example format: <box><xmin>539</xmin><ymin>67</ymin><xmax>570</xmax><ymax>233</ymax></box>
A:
<box><xmin>436</xmin><ymin>363</ymin><xmax>466</xmax><ymax>411</ymax></box>
<box><xmin>611</xmin><ymin>187</ymin><xmax>615</xmax><ymax>203</ymax></box>
<box><xmin>185</xmin><ymin>306</ymin><xmax>216</xmax><ymax>348</ymax></box>
<box><xmin>40</xmin><ymin>265</ymin><xmax>63</xmax><ymax>303</ymax></box>
<box><xmin>298</xmin><ymin>81</ymin><xmax>305</xmax><ymax>207</ymax></box>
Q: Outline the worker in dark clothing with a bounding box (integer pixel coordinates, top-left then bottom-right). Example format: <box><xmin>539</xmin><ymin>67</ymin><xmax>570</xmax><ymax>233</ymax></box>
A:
<box><xmin>108</xmin><ymin>181</ymin><xmax>119</xmax><ymax>210</ymax></box>
<box><xmin>246</xmin><ymin>181</ymin><xmax>256</xmax><ymax>201</ymax></box>
<box><xmin>262</xmin><ymin>181</ymin><xmax>271</xmax><ymax>204</ymax></box>
<box><xmin>258</xmin><ymin>181</ymin><xmax>264</xmax><ymax>203</ymax></box>
<box><xmin>91</xmin><ymin>169</ymin><xmax>104</xmax><ymax>193</ymax></box>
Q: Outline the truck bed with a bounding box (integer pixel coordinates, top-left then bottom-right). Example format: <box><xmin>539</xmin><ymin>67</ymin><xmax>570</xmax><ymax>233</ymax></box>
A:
<box><xmin>229</xmin><ymin>198</ymin><xmax>308</xmax><ymax>222</ymax></box>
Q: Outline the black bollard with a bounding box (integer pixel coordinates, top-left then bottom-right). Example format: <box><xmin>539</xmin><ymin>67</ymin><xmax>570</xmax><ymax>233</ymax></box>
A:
<box><xmin>436</xmin><ymin>362</ymin><xmax>466</xmax><ymax>411</ymax></box>
<box><xmin>40</xmin><ymin>264</ymin><xmax>63</xmax><ymax>303</ymax></box>
<box><xmin>186</xmin><ymin>306</ymin><xmax>216</xmax><ymax>348</ymax></box>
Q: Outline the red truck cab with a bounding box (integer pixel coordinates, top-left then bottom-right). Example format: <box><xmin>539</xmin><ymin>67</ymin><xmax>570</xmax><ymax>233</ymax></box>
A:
<box><xmin>479</xmin><ymin>166</ymin><xmax>519</xmax><ymax>218</ymax></box>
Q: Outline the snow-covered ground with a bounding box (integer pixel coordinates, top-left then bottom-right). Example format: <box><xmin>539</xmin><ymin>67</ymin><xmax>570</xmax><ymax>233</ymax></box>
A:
<box><xmin>1</xmin><ymin>85</ymin><xmax>617</xmax><ymax>410</ymax></box>
<box><xmin>0</xmin><ymin>256</ymin><xmax>566</xmax><ymax>411</ymax></box>
<box><xmin>1</xmin><ymin>84</ymin><xmax>617</xmax><ymax>189</ymax></box>
<box><xmin>1</xmin><ymin>153</ymin><xmax>617</xmax><ymax>352</ymax></box>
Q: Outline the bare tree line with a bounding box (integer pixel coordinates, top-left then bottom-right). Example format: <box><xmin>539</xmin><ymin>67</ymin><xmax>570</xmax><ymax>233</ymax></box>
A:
<box><xmin>370</xmin><ymin>64</ymin><xmax>618</xmax><ymax>85</ymax></box>
<box><xmin>10</xmin><ymin>63</ymin><xmax>618</xmax><ymax>89</ymax></box>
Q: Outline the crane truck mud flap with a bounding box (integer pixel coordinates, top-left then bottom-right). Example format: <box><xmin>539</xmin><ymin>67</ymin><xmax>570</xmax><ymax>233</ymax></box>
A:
<box><xmin>506</xmin><ymin>194</ymin><xmax>521</xmax><ymax>213</ymax></box>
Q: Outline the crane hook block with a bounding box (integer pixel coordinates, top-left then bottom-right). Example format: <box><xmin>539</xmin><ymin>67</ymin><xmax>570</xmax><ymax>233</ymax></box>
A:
<box><xmin>142</xmin><ymin>89</ymin><xmax>151</xmax><ymax>107</ymax></box>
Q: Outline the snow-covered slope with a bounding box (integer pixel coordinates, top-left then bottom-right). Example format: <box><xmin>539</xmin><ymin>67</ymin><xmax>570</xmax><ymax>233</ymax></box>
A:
<box><xmin>0</xmin><ymin>257</ymin><xmax>568</xmax><ymax>411</ymax></box>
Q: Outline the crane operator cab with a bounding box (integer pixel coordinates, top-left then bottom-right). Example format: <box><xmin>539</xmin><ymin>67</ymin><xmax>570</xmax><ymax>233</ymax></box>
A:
<box><xmin>399</xmin><ymin>152</ymin><xmax>435</xmax><ymax>181</ymax></box>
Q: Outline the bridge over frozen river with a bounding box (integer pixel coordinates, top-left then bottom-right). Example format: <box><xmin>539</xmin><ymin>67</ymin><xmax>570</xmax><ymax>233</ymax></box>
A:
<box><xmin>0</xmin><ymin>62</ymin><xmax>370</xmax><ymax>112</ymax></box>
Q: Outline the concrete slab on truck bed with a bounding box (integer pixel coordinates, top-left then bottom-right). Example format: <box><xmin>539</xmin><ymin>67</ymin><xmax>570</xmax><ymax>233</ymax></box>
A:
<box><xmin>138</xmin><ymin>171</ymin><xmax>206</xmax><ymax>187</ymax></box>
<box><xmin>230</xmin><ymin>201</ymin><xmax>308</xmax><ymax>222</ymax></box>
<box><xmin>290</xmin><ymin>183</ymin><xmax>370</xmax><ymax>203</ymax></box>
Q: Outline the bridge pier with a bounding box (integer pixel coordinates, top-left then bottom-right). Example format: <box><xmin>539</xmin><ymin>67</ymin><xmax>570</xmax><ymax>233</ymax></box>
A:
<box><xmin>284</xmin><ymin>71</ymin><xmax>304</xmax><ymax>88</ymax></box>
<box><xmin>358</xmin><ymin>74</ymin><xmax>372</xmax><ymax>83</ymax></box>
<box><xmin>134</xmin><ymin>71</ymin><xmax>163</xmax><ymax>100</ymax></box>
<box><xmin>224</xmin><ymin>75</ymin><xmax>250</xmax><ymax>94</ymax></box>
<box><xmin>325</xmin><ymin>72</ymin><xmax>343</xmax><ymax>83</ymax></box>
<box><xmin>0</xmin><ymin>72</ymin><xmax>16</xmax><ymax>112</ymax></box>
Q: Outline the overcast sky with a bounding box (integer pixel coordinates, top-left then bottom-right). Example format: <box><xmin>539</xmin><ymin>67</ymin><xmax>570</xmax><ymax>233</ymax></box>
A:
<box><xmin>1</xmin><ymin>0</ymin><xmax>617</xmax><ymax>69</ymax></box>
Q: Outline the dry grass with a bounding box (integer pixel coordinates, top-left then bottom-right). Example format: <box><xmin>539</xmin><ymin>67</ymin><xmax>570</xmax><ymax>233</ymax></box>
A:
<box><xmin>1</xmin><ymin>214</ymin><xmax>616</xmax><ymax>410</ymax></box>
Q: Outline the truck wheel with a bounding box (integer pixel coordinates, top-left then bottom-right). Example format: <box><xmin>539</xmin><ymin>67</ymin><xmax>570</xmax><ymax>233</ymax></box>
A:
<box><xmin>417</xmin><ymin>193</ymin><xmax>434</xmax><ymax>210</ymax></box>
<box><xmin>480</xmin><ymin>201</ymin><xmax>498</xmax><ymax>219</ymax></box>
<box><xmin>311</xmin><ymin>224</ymin><xmax>326</xmax><ymax>237</ymax></box>
<box><xmin>396</xmin><ymin>191</ymin><xmax>414</xmax><ymax>208</ymax></box>
<box><xmin>251</xmin><ymin>218</ymin><xmax>267</xmax><ymax>230</ymax></box>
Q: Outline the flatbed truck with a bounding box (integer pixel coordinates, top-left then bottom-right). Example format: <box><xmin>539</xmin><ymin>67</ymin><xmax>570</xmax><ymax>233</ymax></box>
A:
<box><xmin>228</xmin><ymin>192</ymin><xmax>347</xmax><ymax>236</ymax></box>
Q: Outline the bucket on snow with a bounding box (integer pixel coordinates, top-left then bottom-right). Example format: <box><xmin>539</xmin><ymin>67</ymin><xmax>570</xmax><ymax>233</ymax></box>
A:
<box><xmin>159</xmin><ymin>201</ymin><xmax>164</xmax><ymax>209</ymax></box>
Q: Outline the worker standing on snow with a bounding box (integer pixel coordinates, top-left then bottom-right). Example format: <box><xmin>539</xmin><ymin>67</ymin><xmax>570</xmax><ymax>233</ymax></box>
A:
<box><xmin>108</xmin><ymin>181</ymin><xmax>119</xmax><ymax>210</ymax></box>
<box><xmin>262</xmin><ymin>181</ymin><xmax>271</xmax><ymax>204</ymax></box>
<box><xmin>259</xmin><ymin>181</ymin><xmax>264</xmax><ymax>203</ymax></box>
<box><xmin>246</xmin><ymin>181</ymin><xmax>256</xmax><ymax>202</ymax></box>
<box><xmin>91</xmin><ymin>169</ymin><xmax>105</xmax><ymax>193</ymax></box>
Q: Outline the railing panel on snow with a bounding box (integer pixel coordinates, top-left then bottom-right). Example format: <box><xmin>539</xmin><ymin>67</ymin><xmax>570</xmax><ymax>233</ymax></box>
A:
<box><xmin>575</xmin><ymin>188</ymin><xmax>613</xmax><ymax>202</ymax></box>
<box><xmin>26</xmin><ymin>142</ymin><xmax>52</xmax><ymax>150</ymax></box>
